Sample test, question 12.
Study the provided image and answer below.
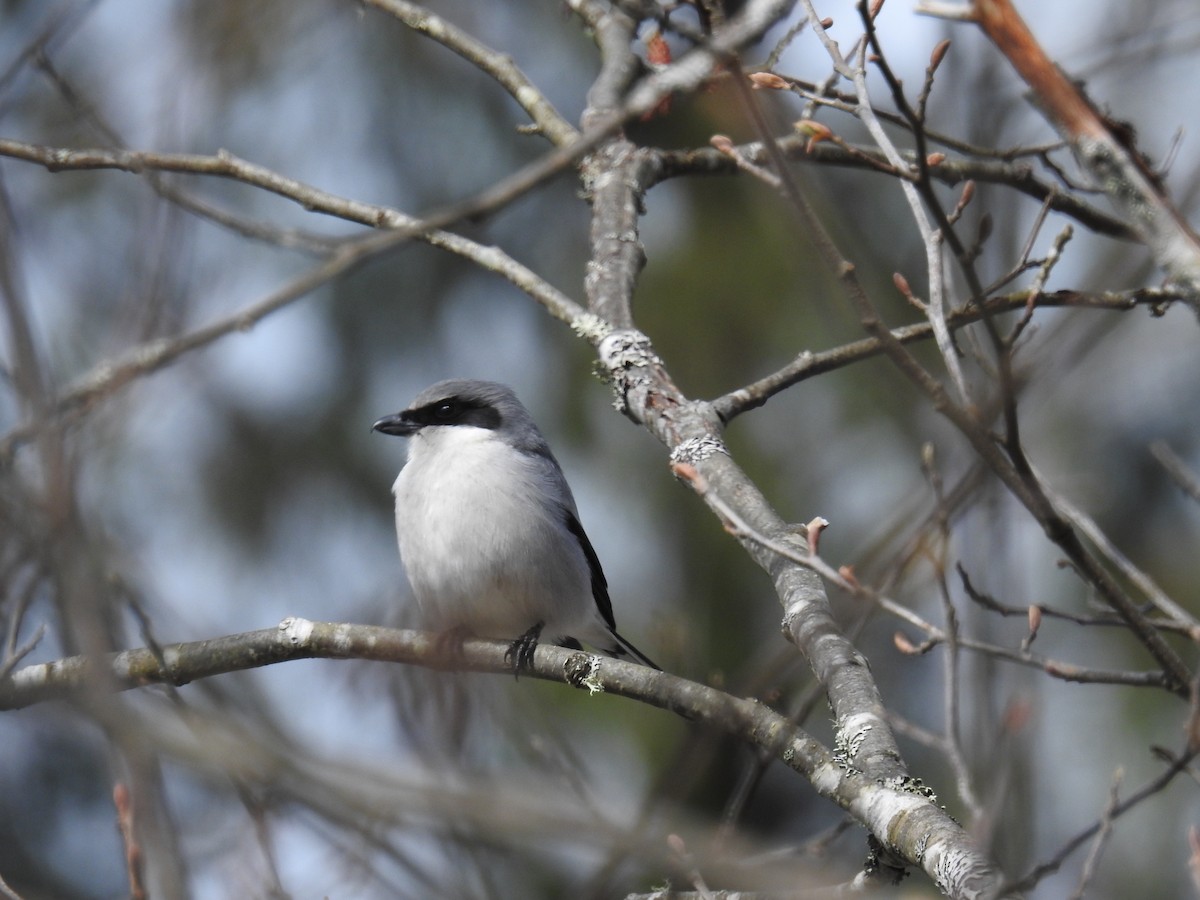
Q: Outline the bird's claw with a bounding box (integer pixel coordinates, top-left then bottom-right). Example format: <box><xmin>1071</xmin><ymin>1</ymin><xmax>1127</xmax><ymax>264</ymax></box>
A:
<box><xmin>505</xmin><ymin>621</ymin><xmax>545</xmax><ymax>677</ymax></box>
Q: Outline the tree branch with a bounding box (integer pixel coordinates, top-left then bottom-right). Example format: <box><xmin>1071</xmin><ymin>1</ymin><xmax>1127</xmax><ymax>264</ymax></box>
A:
<box><xmin>918</xmin><ymin>0</ymin><xmax>1200</xmax><ymax>315</ymax></box>
<box><xmin>656</xmin><ymin>137</ymin><xmax>1134</xmax><ymax>239</ymax></box>
<box><xmin>0</xmin><ymin>617</ymin><xmax>1012</xmax><ymax>898</ymax></box>
<box><xmin>710</xmin><ymin>287</ymin><xmax>1187</xmax><ymax>420</ymax></box>
<box><xmin>362</xmin><ymin>0</ymin><xmax>579</xmax><ymax>147</ymax></box>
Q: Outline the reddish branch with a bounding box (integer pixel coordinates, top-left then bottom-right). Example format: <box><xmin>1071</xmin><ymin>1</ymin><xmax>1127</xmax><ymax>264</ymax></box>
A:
<box><xmin>113</xmin><ymin>784</ymin><xmax>147</xmax><ymax>900</ymax></box>
<box><xmin>920</xmin><ymin>0</ymin><xmax>1200</xmax><ymax>309</ymax></box>
<box><xmin>966</xmin><ymin>1</ymin><xmax>1106</xmax><ymax>141</ymax></box>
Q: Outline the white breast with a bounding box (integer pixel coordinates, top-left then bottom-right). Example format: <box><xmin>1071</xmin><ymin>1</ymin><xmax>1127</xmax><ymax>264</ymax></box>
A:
<box><xmin>392</xmin><ymin>426</ymin><xmax>596</xmax><ymax>641</ymax></box>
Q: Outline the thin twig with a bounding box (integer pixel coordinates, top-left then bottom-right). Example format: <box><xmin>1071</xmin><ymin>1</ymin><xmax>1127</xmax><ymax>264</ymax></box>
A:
<box><xmin>842</xmin><ymin>2</ymin><xmax>969</xmax><ymax>403</ymax></box>
<box><xmin>1068</xmin><ymin>769</ymin><xmax>1122</xmax><ymax>900</ymax></box>
<box><xmin>920</xmin><ymin>0</ymin><xmax>1200</xmax><ymax>315</ymax></box>
<box><xmin>0</xmin><ymin>623</ymin><xmax>46</xmax><ymax>681</ymax></box>
<box><xmin>711</xmin><ymin>287</ymin><xmax>1185</xmax><ymax>420</ymax></box>
<box><xmin>924</xmin><ymin>451</ymin><xmax>983</xmax><ymax>821</ymax></box>
<box><xmin>1011</xmin><ymin>748</ymin><xmax>1196</xmax><ymax>892</ymax></box>
<box><xmin>0</xmin><ymin>199</ymin><xmax>587</xmax><ymax>460</ymax></box>
<box><xmin>1043</xmin><ymin>478</ymin><xmax>1200</xmax><ymax>634</ymax></box>
<box><xmin>362</xmin><ymin>0</ymin><xmax>578</xmax><ymax>146</ymax></box>
<box><xmin>714</xmin><ymin>23</ymin><xmax>1193</xmax><ymax>688</ymax></box>
<box><xmin>31</xmin><ymin>50</ymin><xmax>340</xmax><ymax>256</ymax></box>
<box><xmin>112</xmin><ymin>784</ymin><xmax>147</xmax><ymax>900</ymax></box>
<box><xmin>675</xmin><ymin>460</ymin><xmax>1168</xmax><ymax>690</ymax></box>
<box><xmin>1151</xmin><ymin>441</ymin><xmax>1200</xmax><ymax>505</ymax></box>
<box><xmin>0</xmin><ymin>0</ymin><xmax>102</xmax><ymax>104</ymax></box>
<box><xmin>957</xmin><ymin>563</ymin><xmax>1194</xmax><ymax>636</ymax></box>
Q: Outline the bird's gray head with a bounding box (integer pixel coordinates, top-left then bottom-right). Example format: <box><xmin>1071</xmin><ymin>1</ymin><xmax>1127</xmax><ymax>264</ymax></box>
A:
<box><xmin>372</xmin><ymin>379</ymin><xmax>549</xmax><ymax>454</ymax></box>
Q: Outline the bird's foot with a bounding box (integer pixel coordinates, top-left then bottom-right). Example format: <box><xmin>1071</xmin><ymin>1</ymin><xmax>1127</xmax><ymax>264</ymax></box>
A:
<box><xmin>505</xmin><ymin>621</ymin><xmax>545</xmax><ymax>677</ymax></box>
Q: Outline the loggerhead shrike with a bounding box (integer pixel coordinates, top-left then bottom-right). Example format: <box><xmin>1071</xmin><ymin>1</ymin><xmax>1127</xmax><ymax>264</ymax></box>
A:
<box><xmin>373</xmin><ymin>379</ymin><xmax>658</xmax><ymax>671</ymax></box>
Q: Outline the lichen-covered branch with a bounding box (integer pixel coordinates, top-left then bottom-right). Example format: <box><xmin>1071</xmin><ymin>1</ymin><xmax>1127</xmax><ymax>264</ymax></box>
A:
<box><xmin>578</xmin><ymin>1</ymin><xmax>914</xmax><ymax>791</ymax></box>
<box><xmin>0</xmin><ymin>617</ymin><xmax>1013</xmax><ymax>898</ymax></box>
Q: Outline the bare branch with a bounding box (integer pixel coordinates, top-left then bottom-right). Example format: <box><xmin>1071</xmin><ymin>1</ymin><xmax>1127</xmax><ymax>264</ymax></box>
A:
<box><xmin>362</xmin><ymin>0</ymin><xmax>579</xmax><ymax>146</ymax></box>
<box><xmin>681</xmin><ymin>461</ymin><xmax>1171</xmax><ymax>690</ymax></box>
<box><xmin>0</xmin><ymin>148</ymin><xmax>589</xmax><ymax>459</ymax></box>
<box><xmin>1151</xmin><ymin>441</ymin><xmax>1200</xmax><ymax>505</ymax></box>
<box><xmin>924</xmin><ymin>453</ymin><xmax>984</xmax><ymax>822</ymax></box>
<box><xmin>920</xmin><ymin>0</ymin><xmax>1200</xmax><ymax>315</ymax></box>
<box><xmin>1068</xmin><ymin>770</ymin><xmax>1123</xmax><ymax>900</ymax></box>
<box><xmin>718</xmin><ymin>67</ymin><xmax>1192</xmax><ymax>689</ymax></box>
<box><xmin>0</xmin><ymin>617</ymin><xmax>1012</xmax><ymax>897</ymax></box>
<box><xmin>712</xmin><ymin>286</ymin><xmax>1188</xmax><ymax>421</ymax></box>
<box><xmin>656</xmin><ymin>137</ymin><xmax>1133</xmax><ymax>239</ymax></box>
<box><xmin>1044</xmin><ymin>482</ymin><xmax>1200</xmax><ymax>634</ymax></box>
<box><xmin>3</xmin><ymin>2</ymin><xmax>1193</xmax><ymax>896</ymax></box>
<box><xmin>1012</xmin><ymin>749</ymin><xmax>1195</xmax><ymax>893</ymax></box>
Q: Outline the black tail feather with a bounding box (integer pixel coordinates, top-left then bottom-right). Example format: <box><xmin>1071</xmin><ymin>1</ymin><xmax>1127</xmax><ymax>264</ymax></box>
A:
<box><xmin>609</xmin><ymin>629</ymin><xmax>660</xmax><ymax>671</ymax></box>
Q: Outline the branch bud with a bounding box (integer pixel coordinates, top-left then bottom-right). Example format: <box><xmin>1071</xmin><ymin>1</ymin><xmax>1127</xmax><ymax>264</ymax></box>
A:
<box><xmin>805</xmin><ymin>516</ymin><xmax>830</xmax><ymax>555</ymax></box>
<box><xmin>929</xmin><ymin>39</ymin><xmax>951</xmax><ymax>73</ymax></box>
<box><xmin>709</xmin><ymin>134</ymin><xmax>736</xmax><ymax>155</ymax></box>
<box><xmin>749</xmin><ymin>71</ymin><xmax>790</xmax><ymax>91</ymax></box>
<box><xmin>977</xmin><ymin>212</ymin><xmax>994</xmax><ymax>245</ymax></box>
<box><xmin>838</xmin><ymin>565</ymin><xmax>859</xmax><ymax>589</ymax></box>
<box><xmin>794</xmin><ymin>119</ymin><xmax>834</xmax><ymax>153</ymax></box>
<box><xmin>958</xmin><ymin>180</ymin><xmax>976</xmax><ymax>210</ymax></box>
<box><xmin>1022</xmin><ymin>605</ymin><xmax>1043</xmax><ymax>651</ymax></box>
<box><xmin>894</xmin><ymin>632</ymin><xmax>919</xmax><ymax>654</ymax></box>
<box><xmin>670</xmin><ymin>461</ymin><xmax>703</xmax><ymax>489</ymax></box>
<box><xmin>644</xmin><ymin>30</ymin><xmax>671</xmax><ymax>68</ymax></box>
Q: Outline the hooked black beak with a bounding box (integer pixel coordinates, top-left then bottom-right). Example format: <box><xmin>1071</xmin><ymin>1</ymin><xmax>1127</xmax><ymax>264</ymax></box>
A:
<box><xmin>372</xmin><ymin>412</ymin><xmax>419</xmax><ymax>437</ymax></box>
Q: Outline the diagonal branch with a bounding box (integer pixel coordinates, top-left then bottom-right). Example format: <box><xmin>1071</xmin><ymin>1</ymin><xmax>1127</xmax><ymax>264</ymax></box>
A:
<box><xmin>579</xmin><ymin>0</ymin><xmax>917</xmax><ymax>795</ymax></box>
<box><xmin>918</xmin><ymin>0</ymin><xmax>1200</xmax><ymax>316</ymax></box>
<box><xmin>565</xmin><ymin>2</ymin><xmax>1000</xmax><ymax>889</ymax></box>
<box><xmin>362</xmin><ymin>0</ymin><xmax>579</xmax><ymax>147</ymax></box>
<box><xmin>695</xmin><ymin>7</ymin><xmax>1193</xmax><ymax>694</ymax></box>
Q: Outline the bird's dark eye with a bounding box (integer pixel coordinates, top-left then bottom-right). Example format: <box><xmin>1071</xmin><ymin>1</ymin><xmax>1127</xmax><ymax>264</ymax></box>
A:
<box><xmin>432</xmin><ymin>400</ymin><xmax>460</xmax><ymax>421</ymax></box>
